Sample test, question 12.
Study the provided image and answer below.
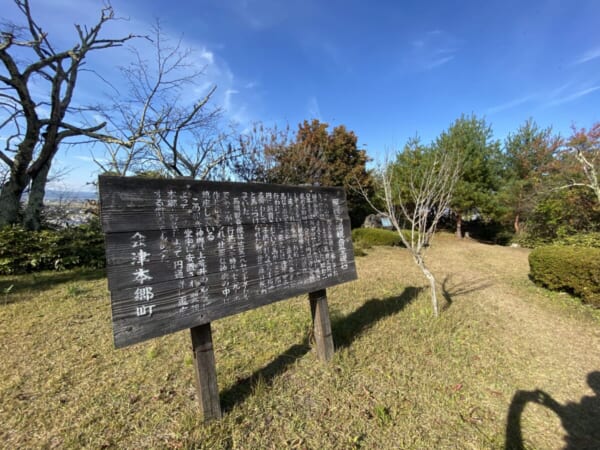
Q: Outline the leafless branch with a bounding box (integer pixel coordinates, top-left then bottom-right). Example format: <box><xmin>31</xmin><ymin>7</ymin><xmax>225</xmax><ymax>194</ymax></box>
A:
<box><xmin>0</xmin><ymin>0</ymin><xmax>142</xmax><ymax>228</ymax></box>
<box><xmin>557</xmin><ymin>123</ymin><xmax>600</xmax><ymax>204</ymax></box>
<box><xmin>91</xmin><ymin>20</ymin><xmax>231</xmax><ymax>179</ymax></box>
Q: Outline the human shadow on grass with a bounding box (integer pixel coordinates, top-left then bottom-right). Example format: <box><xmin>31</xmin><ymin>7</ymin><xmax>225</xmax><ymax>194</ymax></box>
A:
<box><xmin>505</xmin><ymin>371</ymin><xmax>600</xmax><ymax>450</ymax></box>
<box><xmin>0</xmin><ymin>268</ymin><xmax>106</xmax><ymax>303</ymax></box>
<box><xmin>220</xmin><ymin>287</ymin><xmax>420</xmax><ymax>412</ymax></box>
<box><xmin>440</xmin><ymin>274</ymin><xmax>493</xmax><ymax>311</ymax></box>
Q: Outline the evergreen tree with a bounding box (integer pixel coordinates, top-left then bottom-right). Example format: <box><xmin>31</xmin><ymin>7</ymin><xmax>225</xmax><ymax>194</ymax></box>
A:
<box><xmin>501</xmin><ymin>119</ymin><xmax>561</xmax><ymax>234</ymax></box>
<box><xmin>435</xmin><ymin>114</ymin><xmax>503</xmax><ymax>238</ymax></box>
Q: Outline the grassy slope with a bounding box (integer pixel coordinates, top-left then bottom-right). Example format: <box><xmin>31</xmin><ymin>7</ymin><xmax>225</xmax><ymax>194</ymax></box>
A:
<box><xmin>1</xmin><ymin>233</ymin><xmax>599</xmax><ymax>449</ymax></box>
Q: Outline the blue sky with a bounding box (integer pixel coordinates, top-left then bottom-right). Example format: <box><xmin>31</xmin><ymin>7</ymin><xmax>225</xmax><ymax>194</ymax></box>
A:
<box><xmin>3</xmin><ymin>0</ymin><xmax>600</xmax><ymax>191</ymax></box>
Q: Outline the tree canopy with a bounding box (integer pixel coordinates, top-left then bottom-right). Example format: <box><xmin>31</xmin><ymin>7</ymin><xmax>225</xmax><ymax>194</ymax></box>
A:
<box><xmin>501</xmin><ymin>119</ymin><xmax>561</xmax><ymax>234</ymax></box>
<box><xmin>234</xmin><ymin>119</ymin><xmax>374</xmax><ymax>228</ymax></box>
<box><xmin>434</xmin><ymin>114</ymin><xmax>503</xmax><ymax>237</ymax></box>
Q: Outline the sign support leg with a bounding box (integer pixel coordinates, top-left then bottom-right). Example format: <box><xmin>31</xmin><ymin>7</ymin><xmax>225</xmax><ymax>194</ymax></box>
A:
<box><xmin>309</xmin><ymin>289</ymin><xmax>335</xmax><ymax>362</ymax></box>
<box><xmin>190</xmin><ymin>323</ymin><xmax>222</xmax><ymax>421</ymax></box>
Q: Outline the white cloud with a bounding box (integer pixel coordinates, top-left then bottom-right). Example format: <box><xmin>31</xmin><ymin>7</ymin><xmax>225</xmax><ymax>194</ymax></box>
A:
<box><xmin>548</xmin><ymin>81</ymin><xmax>574</xmax><ymax>98</ymax></box>
<box><xmin>486</xmin><ymin>82</ymin><xmax>600</xmax><ymax>113</ymax></box>
<box><xmin>573</xmin><ymin>47</ymin><xmax>600</xmax><ymax>65</ymax></box>
<box><xmin>169</xmin><ymin>36</ymin><xmax>258</xmax><ymax>128</ymax></box>
<box><xmin>199</xmin><ymin>48</ymin><xmax>215</xmax><ymax>65</ymax></box>
<box><xmin>407</xmin><ymin>30</ymin><xmax>460</xmax><ymax>72</ymax></box>
<box><xmin>224</xmin><ymin>0</ymin><xmax>297</xmax><ymax>31</ymax></box>
<box><xmin>546</xmin><ymin>85</ymin><xmax>600</xmax><ymax>106</ymax></box>
<box><xmin>224</xmin><ymin>89</ymin><xmax>239</xmax><ymax>111</ymax></box>
<box><xmin>194</xmin><ymin>81</ymin><xmax>216</xmax><ymax>97</ymax></box>
<box><xmin>307</xmin><ymin>96</ymin><xmax>321</xmax><ymax>120</ymax></box>
<box><xmin>486</xmin><ymin>95</ymin><xmax>535</xmax><ymax>114</ymax></box>
<box><xmin>424</xmin><ymin>55</ymin><xmax>455</xmax><ymax>70</ymax></box>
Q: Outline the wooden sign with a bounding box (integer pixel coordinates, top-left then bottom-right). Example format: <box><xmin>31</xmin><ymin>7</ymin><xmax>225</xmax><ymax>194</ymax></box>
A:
<box><xmin>99</xmin><ymin>176</ymin><xmax>357</xmax><ymax>348</ymax></box>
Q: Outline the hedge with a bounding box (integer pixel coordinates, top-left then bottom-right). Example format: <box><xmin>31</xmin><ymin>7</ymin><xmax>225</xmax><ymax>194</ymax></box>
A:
<box><xmin>553</xmin><ymin>232</ymin><xmax>600</xmax><ymax>248</ymax></box>
<box><xmin>515</xmin><ymin>231</ymin><xmax>600</xmax><ymax>249</ymax></box>
<box><xmin>529</xmin><ymin>246</ymin><xmax>600</xmax><ymax>307</ymax></box>
<box><xmin>351</xmin><ymin>228</ymin><xmax>406</xmax><ymax>248</ymax></box>
<box><xmin>0</xmin><ymin>222</ymin><xmax>106</xmax><ymax>275</ymax></box>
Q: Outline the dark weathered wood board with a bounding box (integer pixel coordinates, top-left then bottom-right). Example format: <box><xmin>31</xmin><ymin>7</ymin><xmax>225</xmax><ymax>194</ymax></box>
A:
<box><xmin>99</xmin><ymin>176</ymin><xmax>357</xmax><ymax>348</ymax></box>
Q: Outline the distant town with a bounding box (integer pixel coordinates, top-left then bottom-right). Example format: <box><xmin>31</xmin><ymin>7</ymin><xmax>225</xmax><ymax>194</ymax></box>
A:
<box><xmin>44</xmin><ymin>190</ymin><xmax>98</xmax><ymax>227</ymax></box>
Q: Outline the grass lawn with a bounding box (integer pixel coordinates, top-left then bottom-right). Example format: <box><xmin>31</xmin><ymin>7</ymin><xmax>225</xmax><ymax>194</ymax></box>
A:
<box><xmin>1</xmin><ymin>233</ymin><xmax>599</xmax><ymax>449</ymax></box>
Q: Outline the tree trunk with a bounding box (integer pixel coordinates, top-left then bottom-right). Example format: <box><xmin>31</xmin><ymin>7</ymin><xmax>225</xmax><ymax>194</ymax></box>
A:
<box><xmin>513</xmin><ymin>213</ymin><xmax>520</xmax><ymax>235</ymax></box>
<box><xmin>415</xmin><ymin>256</ymin><xmax>438</xmax><ymax>317</ymax></box>
<box><xmin>0</xmin><ymin>131</ymin><xmax>39</xmax><ymax>227</ymax></box>
<box><xmin>455</xmin><ymin>214</ymin><xmax>463</xmax><ymax>239</ymax></box>
<box><xmin>0</xmin><ymin>146</ymin><xmax>33</xmax><ymax>227</ymax></box>
<box><xmin>23</xmin><ymin>160</ymin><xmax>51</xmax><ymax>231</ymax></box>
<box><xmin>0</xmin><ymin>177</ymin><xmax>26</xmax><ymax>227</ymax></box>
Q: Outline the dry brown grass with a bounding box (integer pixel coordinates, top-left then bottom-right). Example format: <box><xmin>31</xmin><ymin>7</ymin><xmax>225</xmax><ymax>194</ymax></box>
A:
<box><xmin>1</xmin><ymin>233</ymin><xmax>599</xmax><ymax>449</ymax></box>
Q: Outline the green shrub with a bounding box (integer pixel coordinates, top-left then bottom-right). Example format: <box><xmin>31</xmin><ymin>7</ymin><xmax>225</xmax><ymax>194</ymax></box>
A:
<box><xmin>525</xmin><ymin>187</ymin><xmax>600</xmax><ymax>244</ymax></box>
<box><xmin>553</xmin><ymin>232</ymin><xmax>600</xmax><ymax>248</ymax></box>
<box><xmin>351</xmin><ymin>228</ymin><xmax>406</xmax><ymax>248</ymax></box>
<box><xmin>529</xmin><ymin>246</ymin><xmax>600</xmax><ymax>307</ymax></box>
<box><xmin>54</xmin><ymin>220</ymin><xmax>106</xmax><ymax>270</ymax></box>
<box><xmin>514</xmin><ymin>231</ymin><xmax>600</xmax><ymax>249</ymax></box>
<box><xmin>0</xmin><ymin>222</ymin><xmax>105</xmax><ymax>275</ymax></box>
<box><xmin>0</xmin><ymin>226</ymin><xmax>49</xmax><ymax>273</ymax></box>
<box><xmin>512</xmin><ymin>231</ymin><xmax>549</xmax><ymax>249</ymax></box>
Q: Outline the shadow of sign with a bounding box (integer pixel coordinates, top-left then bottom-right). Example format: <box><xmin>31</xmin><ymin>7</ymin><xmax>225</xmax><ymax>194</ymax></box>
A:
<box><xmin>505</xmin><ymin>371</ymin><xmax>600</xmax><ymax>450</ymax></box>
<box><xmin>220</xmin><ymin>287</ymin><xmax>419</xmax><ymax>412</ymax></box>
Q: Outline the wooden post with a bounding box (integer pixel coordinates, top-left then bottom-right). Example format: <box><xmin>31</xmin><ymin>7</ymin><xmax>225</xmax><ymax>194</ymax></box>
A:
<box><xmin>309</xmin><ymin>289</ymin><xmax>335</xmax><ymax>362</ymax></box>
<box><xmin>190</xmin><ymin>323</ymin><xmax>222</xmax><ymax>421</ymax></box>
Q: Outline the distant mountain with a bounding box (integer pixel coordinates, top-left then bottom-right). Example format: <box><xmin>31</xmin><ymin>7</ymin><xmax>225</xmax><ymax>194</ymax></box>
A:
<box><xmin>44</xmin><ymin>189</ymin><xmax>97</xmax><ymax>202</ymax></box>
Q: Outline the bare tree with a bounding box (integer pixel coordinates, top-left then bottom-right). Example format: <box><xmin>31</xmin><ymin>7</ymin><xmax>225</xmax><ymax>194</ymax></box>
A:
<box><xmin>360</xmin><ymin>141</ymin><xmax>462</xmax><ymax>316</ymax></box>
<box><xmin>0</xmin><ymin>0</ymin><xmax>137</xmax><ymax>230</ymax></box>
<box><xmin>559</xmin><ymin>123</ymin><xmax>600</xmax><ymax>204</ymax></box>
<box><xmin>229</xmin><ymin>122</ymin><xmax>290</xmax><ymax>183</ymax></box>
<box><xmin>92</xmin><ymin>21</ymin><xmax>236</xmax><ymax>181</ymax></box>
